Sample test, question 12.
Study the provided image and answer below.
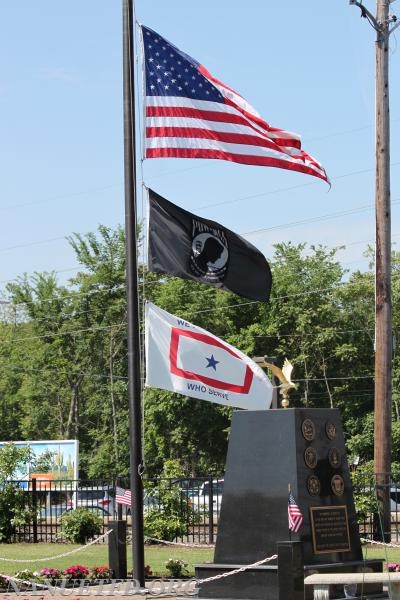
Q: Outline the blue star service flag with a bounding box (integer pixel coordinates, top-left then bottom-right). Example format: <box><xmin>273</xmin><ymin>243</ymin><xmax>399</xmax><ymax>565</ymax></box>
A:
<box><xmin>145</xmin><ymin>302</ymin><xmax>273</xmax><ymax>410</ymax></box>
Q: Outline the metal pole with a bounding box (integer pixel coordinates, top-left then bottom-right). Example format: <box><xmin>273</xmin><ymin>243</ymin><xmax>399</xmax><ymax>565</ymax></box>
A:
<box><xmin>122</xmin><ymin>0</ymin><xmax>145</xmax><ymax>584</ymax></box>
<box><xmin>374</xmin><ymin>0</ymin><xmax>392</xmax><ymax>542</ymax></box>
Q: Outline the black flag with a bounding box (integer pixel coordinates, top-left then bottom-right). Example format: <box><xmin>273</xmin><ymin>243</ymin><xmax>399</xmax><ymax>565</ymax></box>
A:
<box><xmin>147</xmin><ymin>189</ymin><xmax>272</xmax><ymax>302</ymax></box>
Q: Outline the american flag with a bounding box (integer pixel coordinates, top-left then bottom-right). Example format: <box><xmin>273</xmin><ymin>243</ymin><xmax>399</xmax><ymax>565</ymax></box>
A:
<box><xmin>288</xmin><ymin>492</ymin><xmax>303</xmax><ymax>533</ymax></box>
<box><xmin>115</xmin><ymin>486</ymin><xmax>132</xmax><ymax>506</ymax></box>
<box><xmin>141</xmin><ymin>25</ymin><xmax>329</xmax><ymax>183</ymax></box>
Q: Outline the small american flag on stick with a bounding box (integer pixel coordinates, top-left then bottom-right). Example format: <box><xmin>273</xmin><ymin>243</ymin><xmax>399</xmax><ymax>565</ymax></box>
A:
<box><xmin>288</xmin><ymin>491</ymin><xmax>303</xmax><ymax>533</ymax></box>
<box><xmin>116</xmin><ymin>486</ymin><xmax>132</xmax><ymax>506</ymax></box>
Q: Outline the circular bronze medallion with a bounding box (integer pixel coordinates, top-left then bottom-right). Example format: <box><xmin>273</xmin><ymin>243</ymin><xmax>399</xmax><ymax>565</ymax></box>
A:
<box><xmin>307</xmin><ymin>475</ymin><xmax>321</xmax><ymax>496</ymax></box>
<box><xmin>325</xmin><ymin>421</ymin><xmax>337</xmax><ymax>440</ymax></box>
<box><xmin>304</xmin><ymin>446</ymin><xmax>318</xmax><ymax>469</ymax></box>
<box><xmin>328</xmin><ymin>447</ymin><xmax>341</xmax><ymax>468</ymax></box>
<box><xmin>301</xmin><ymin>418</ymin><xmax>316</xmax><ymax>441</ymax></box>
<box><xmin>331</xmin><ymin>474</ymin><xmax>344</xmax><ymax>496</ymax></box>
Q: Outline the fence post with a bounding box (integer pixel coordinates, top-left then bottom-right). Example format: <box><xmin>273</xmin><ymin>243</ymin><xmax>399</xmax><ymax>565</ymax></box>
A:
<box><xmin>208</xmin><ymin>477</ymin><xmax>214</xmax><ymax>544</ymax></box>
<box><xmin>116</xmin><ymin>477</ymin><xmax>123</xmax><ymax>520</ymax></box>
<box><xmin>31</xmin><ymin>478</ymin><xmax>38</xmax><ymax>543</ymax></box>
<box><xmin>108</xmin><ymin>520</ymin><xmax>127</xmax><ymax>579</ymax></box>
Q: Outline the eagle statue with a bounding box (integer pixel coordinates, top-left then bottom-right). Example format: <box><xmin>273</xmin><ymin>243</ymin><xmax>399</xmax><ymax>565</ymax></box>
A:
<box><xmin>262</xmin><ymin>358</ymin><xmax>297</xmax><ymax>407</ymax></box>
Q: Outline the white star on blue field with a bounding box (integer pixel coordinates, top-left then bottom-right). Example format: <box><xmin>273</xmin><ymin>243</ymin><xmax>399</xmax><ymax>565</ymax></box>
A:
<box><xmin>205</xmin><ymin>354</ymin><xmax>219</xmax><ymax>371</ymax></box>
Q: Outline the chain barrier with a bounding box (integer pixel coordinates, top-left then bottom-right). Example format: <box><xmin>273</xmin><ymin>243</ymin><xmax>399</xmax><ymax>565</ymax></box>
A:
<box><xmin>0</xmin><ymin>530</ymin><xmax>112</xmax><ymax>563</ymax></box>
<box><xmin>196</xmin><ymin>553</ymin><xmax>278</xmax><ymax>584</ymax></box>
<box><xmin>144</xmin><ymin>536</ymin><xmax>214</xmax><ymax>548</ymax></box>
<box><xmin>0</xmin><ymin>530</ymin><xmax>277</xmax><ymax>590</ymax></box>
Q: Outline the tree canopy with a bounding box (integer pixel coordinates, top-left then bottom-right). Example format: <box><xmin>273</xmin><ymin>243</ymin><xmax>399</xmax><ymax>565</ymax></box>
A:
<box><xmin>1</xmin><ymin>225</ymin><xmax>399</xmax><ymax>480</ymax></box>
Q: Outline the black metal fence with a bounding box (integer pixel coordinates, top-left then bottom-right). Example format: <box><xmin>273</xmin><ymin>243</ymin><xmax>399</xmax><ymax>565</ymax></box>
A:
<box><xmin>8</xmin><ymin>476</ymin><xmax>400</xmax><ymax>544</ymax></box>
<box><xmin>354</xmin><ymin>481</ymin><xmax>400</xmax><ymax>543</ymax></box>
<box><xmin>10</xmin><ymin>476</ymin><xmax>224</xmax><ymax>544</ymax></box>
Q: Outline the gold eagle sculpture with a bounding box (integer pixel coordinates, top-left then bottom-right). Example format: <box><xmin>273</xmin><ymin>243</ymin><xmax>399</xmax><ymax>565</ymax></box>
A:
<box><xmin>263</xmin><ymin>358</ymin><xmax>297</xmax><ymax>407</ymax></box>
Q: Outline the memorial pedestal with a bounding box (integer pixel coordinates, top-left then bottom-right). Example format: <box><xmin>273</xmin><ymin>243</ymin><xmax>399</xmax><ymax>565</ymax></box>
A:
<box><xmin>195</xmin><ymin>409</ymin><xmax>383</xmax><ymax>600</ymax></box>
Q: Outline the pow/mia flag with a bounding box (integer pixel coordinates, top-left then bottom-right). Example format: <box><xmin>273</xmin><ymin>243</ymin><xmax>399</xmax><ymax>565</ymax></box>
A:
<box><xmin>147</xmin><ymin>189</ymin><xmax>272</xmax><ymax>302</ymax></box>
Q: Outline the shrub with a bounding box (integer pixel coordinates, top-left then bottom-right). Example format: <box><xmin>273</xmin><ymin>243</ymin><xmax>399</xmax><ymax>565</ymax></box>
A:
<box><xmin>143</xmin><ymin>468</ymin><xmax>199</xmax><ymax>542</ymax></box>
<box><xmin>144</xmin><ymin>510</ymin><xmax>186</xmax><ymax>543</ymax></box>
<box><xmin>165</xmin><ymin>558</ymin><xmax>188</xmax><ymax>578</ymax></box>
<box><xmin>60</xmin><ymin>508</ymin><xmax>102</xmax><ymax>544</ymax></box>
<box><xmin>14</xmin><ymin>569</ymin><xmax>43</xmax><ymax>583</ymax></box>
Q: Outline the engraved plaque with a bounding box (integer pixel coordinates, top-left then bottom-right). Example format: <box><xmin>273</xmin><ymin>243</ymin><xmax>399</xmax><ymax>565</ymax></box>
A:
<box><xmin>331</xmin><ymin>474</ymin><xmax>345</xmax><ymax>496</ymax></box>
<box><xmin>307</xmin><ymin>475</ymin><xmax>321</xmax><ymax>496</ymax></box>
<box><xmin>325</xmin><ymin>421</ymin><xmax>337</xmax><ymax>440</ymax></box>
<box><xmin>328</xmin><ymin>447</ymin><xmax>341</xmax><ymax>468</ymax></box>
<box><xmin>302</xmin><ymin>418</ymin><xmax>316</xmax><ymax>441</ymax></box>
<box><xmin>304</xmin><ymin>446</ymin><xmax>318</xmax><ymax>469</ymax></box>
<box><xmin>310</xmin><ymin>505</ymin><xmax>351</xmax><ymax>554</ymax></box>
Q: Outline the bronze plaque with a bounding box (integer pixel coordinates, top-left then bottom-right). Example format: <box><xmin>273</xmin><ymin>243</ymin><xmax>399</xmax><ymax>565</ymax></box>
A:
<box><xmin>331</xmin><ymin>474</ymin><xmax>345</xmax><ymax>496</ymax></box>
<box><xmin>301</xmin><ymin>418</ymin><xmax>316</xmax><ymax>441</ymax></box>
<box><xmin>328</xmin><ymin>447</ymin><xmax>341</xmax><ymax>468</ymax></box>
<box><xmin>307</xmin><ymin>475</ymin><xmax>321</xmax><ymax>496</ymax></box>
<box><xmin>304</xmin><ymin>447</ymin><xmax>318</xmax><ymax>469</ymax></box>
<box><xmin>325</xmin><ymin>421</ymin><xmax>337</xmax><ymax>440</ymax></box>
<box><xmin>310</xmin><ymin>505</ymin><xmax>351</xmax><ymax>554</ymax></box>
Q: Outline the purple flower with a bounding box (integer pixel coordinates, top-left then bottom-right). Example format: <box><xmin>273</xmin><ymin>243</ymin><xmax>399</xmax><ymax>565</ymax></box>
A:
<box><xmin>40</xmin><ymin>568</ymin><xmax>60</xmax><ymax>578</ymax></box>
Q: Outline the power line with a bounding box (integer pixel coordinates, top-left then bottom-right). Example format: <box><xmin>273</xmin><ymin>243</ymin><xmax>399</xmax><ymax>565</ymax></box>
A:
<box><xmin>0</xmin><ymin>361</ymin><xmax>374</xmax><ymax>386</ymax></box>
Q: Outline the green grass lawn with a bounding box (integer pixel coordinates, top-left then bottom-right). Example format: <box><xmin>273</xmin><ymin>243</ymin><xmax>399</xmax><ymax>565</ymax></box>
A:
<box><xmin>362</xmin><ymin>543</ymin><xmax>400</xmax><ymax>568</ymax></box>
<box><xmin>0</xmin><ymin>543</ymin><xmax>213</xmax><ymax>578</ymax></box>
<box><xmin>0</xmin><ymin>543</ymin><xmax>399</xmax><ymax>579</ymax></box>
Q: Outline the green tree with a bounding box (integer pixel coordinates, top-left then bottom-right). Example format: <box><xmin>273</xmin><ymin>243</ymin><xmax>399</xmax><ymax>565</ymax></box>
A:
<box><xmin>0</xmin><ymin>443</ymin><xmax>34</xmax><ymax>542</ymax></box>
<box><xmin>144</xmin><ymin>459</ymin><xmax>199</xmax><ymax>542</ymax></box>
<box><xmin>250</xmin><ymin>242</ymin><xmax>353</xmax><ymax>408</ymax></box>
<box><xmin>66</xmin><ymin>225</ymin><xmax>130</xmax><ymax>478</ymax></box>
<box><xmin>3</xmin><ymin>224</ymin><xmax>397</xmax><ymax>483</ymax></box>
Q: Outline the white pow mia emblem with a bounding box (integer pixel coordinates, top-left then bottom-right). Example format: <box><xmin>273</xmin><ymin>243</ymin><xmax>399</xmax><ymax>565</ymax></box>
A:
<box><xmin>189</xmin><ymin>221</ymin><xmax>229</xmax><ymax>283</ymax></box>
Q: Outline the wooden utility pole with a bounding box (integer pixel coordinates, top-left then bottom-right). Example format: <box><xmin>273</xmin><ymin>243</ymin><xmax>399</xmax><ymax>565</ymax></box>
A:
<box><xmin>350</xmin><ymin>0</ymin><xmax>399</xmax><ymax>540</ymax></box>
<box><xmin>374</xmin><ymin>0</ymin><xmax>392</xmax><ymax>542</ymax></box>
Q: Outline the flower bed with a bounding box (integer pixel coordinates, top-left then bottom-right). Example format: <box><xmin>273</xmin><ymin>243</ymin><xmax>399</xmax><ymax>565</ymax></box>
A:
<box><xmin>0</xmin><ymin>565</ymin><xmax>113</xmax><ymax>591</ymax></box>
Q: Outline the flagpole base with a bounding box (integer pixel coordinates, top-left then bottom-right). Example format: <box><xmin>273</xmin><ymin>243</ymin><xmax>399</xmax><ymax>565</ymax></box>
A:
<box><xmin>108</xmin><ymin>520</ymin><xmax>127</xmax><ymax>579</ymax></box>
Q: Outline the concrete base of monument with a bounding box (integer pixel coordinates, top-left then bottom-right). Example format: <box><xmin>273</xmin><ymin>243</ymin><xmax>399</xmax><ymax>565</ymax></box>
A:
<box><xmin>195</xmin><ymin>563</ymin><xmax>279</xmax><ymax>600</ymax></box>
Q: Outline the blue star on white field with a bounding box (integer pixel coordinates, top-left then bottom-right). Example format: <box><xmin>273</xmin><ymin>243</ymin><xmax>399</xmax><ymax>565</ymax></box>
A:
<box><xmin>205</xmin><ymin>354</ymin><xmax>219</xmax><ymax>371</ymax></box>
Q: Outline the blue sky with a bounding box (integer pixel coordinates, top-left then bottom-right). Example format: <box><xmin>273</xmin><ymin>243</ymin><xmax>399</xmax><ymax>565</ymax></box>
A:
<box><xmin>1</xmin><ymin>1</ymin><xmax>399</xmax><ymax>296</ymax></box>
